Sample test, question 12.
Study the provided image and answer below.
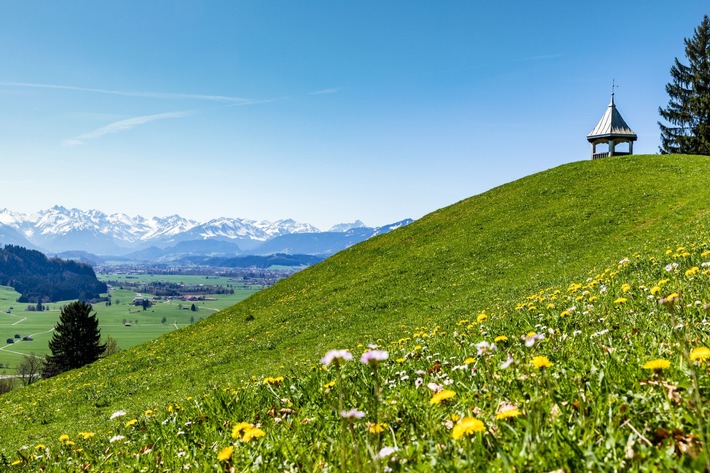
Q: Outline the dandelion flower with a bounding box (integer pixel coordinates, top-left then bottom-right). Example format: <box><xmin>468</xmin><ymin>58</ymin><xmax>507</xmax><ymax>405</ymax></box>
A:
<box><xmin>430</xmin><ymin>389</ymin><xmax>456</xmax><ymax>405</ymax></box>
<box><xmin>232</xmin><ymin>422</ymin><xmax>254</xmax><ymax>439</ymax></box>
<box><xmin>323</xmin><ymin>380</ymin><xmax>336</xmax><ymax>389</ymax></box>
<box><xmin>451</xmin><ymin>417</ymin><xmax>485</xmax><ymax>439</ymax></box>
<box><xmin>494</xmin><ymin>335</ymin><xmax>508</xmax><ymax>343</ymax></box>
<box><xmin>242</xmin><ymin>427</ymin><xmax>265</xmax><ymax>442</ymax></box>
<box><xmin>463</xmin><ymin>357</ymin><xmax>475</xmax><ymax>365</ymax></box>
<box><xmin>621</xmin><ymin>283</ymin><xmax>631</xmax><ymax>292</ymax></box>
<box><xmin>643</xmin><ymin>358</ymin><xmax>671</xmax><ymax>371</ymax></box>
<box><xmin>477</xmin><ymin>313</ymin><xmax>487</xmax><ymax>323</ymax></box>
<box><xmin>78</xmin><ymin>432</ymin><xmax>94</xmax><ymax>440</ymax></box>
<box><xmin>368</xmin><ymin>423</ymin><xmax>386</xmax><ymax>434</ymax></box>
<box><xmin>530</xmin><ymin>356</ymin><xmax>553</xmax><ymax>369</ymax></box>
<box><xmin>125</xmin><ymin>419</ymin><xmax>138</xmax><ymax>427</ymax></box>
<box><xmin>614</xmin><ymin>297</ymin><xmax>627</xmax><ymax>304</ymax></box>
<box><xmin>690</xmin><ymin>347</ymin><xmax>710</xmax><ymax>363</ymax></box>
<box><xmin>321</xmin><ymin>349</ymin><xmax>353</xmax><ymax>366</ymax></box>
<box><xmin>58</xmin><ymin>434</ymin><xmax>69</xmax><ymax>442</ymax></box>
<box><xmin>686</xmin><ymin>267</ymin><xmax>700</xmax><ymax>276</ymax></box>
<box><xmin>217</xmin><ymin>446</ymin><xmax>233</xmax><ymax>462</ymax></box>
<box><xmin>262</xmin><ymin>376</ymin><xmax>284</xmax><ymax>386</ymax></box>
<box><xmin>35</xmin><ymin>444</ymin><xmax>45</xmax><ymax>450</ymax></box>
<box><xmin>496</xmin><ymin>404</ymin><xmax>522</xmax><ymax>420</ymax></box>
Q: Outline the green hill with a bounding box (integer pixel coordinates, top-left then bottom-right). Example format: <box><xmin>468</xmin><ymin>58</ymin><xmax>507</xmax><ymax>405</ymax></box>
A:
<box><xmin>2</xmin><ymin>154</ymin><xmax>710</xmax><ymax>470</ymax></box>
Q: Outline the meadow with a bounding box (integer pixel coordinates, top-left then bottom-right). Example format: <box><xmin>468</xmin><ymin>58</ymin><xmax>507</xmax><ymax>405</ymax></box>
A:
<box><xmin>0</xmin><ymin>275</ymin><xmax>261</xmax><ymax>373</ymax></box>
<box><xmin>1</xmin><ymin>154</ymin><xmax>710</xmax><ymax>471</ymax></box>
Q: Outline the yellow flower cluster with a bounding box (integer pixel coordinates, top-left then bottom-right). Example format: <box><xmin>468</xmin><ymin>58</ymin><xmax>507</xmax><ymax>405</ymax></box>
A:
<box><xmin>429</xmin><ymin>389</ymin><xmax>456</xmax><ymax>405</ymax></box>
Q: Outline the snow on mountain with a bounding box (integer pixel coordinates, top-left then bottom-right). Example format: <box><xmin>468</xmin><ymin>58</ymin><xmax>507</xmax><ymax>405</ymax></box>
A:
<box><xmin>0</xmin><ymin>207</ymin><xmax>410</xmax><ymax>256</ymax></box>
<box><xmin>328</xmin><ymin>220</ymin><xmax>367</xmax><ymax>232</ymax></box>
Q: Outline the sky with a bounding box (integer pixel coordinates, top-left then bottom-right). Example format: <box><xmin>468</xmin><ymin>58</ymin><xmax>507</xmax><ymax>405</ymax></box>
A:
<box><xmin>0</xmin><ymin>2</ymin><xmax>707</xmax><ymax>230</ymax></box>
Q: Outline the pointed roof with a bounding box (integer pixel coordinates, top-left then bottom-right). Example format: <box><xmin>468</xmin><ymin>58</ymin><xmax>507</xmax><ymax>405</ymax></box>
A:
<box><xmin>587</xmin><ymin>92</ymin><xmax>637</xmax><ymax>142</ymax></box>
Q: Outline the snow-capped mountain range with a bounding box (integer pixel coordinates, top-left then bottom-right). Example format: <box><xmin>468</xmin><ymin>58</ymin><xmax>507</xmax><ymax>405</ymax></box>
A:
<box><xmin>0</xmin><ymin>206</ymin><xmax>411</xmax><ymax>259</ymax></box>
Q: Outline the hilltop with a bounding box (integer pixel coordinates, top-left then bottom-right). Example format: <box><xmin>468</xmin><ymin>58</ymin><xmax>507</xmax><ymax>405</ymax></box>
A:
<box><xmin>2</xmin><ymin>154</ymin><xmax>710</xmax><ymax>470</ymax></box>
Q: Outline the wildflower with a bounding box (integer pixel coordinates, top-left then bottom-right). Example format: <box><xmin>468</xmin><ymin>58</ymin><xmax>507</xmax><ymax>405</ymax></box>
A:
<box><xmin>530</xmin><ymin>356</ymin><xmax>553</xmax><ymax>369</ymax></box>
<box><xmin>125</xmin><ymin>419</ymin><xmax>138</xmax><ymax>427</ymax></box>
<box><xmin>690</xmin><ymin>347</ymin><xmax>710</xmax><ymax>363</ymax></box>
<box><xmin>217</xmin><ymin>446</ymin><xmax>233</xmax><ymax>462</ymax></box>
<box><xmin>59</xmin><ymin>434</ymin><xmax>69</xmax><ymax>442</ymax></box>
<box><xmin>621</xmin><ymin>283</ymin><xmax>631</xmax><ymax>292</ymax></box>
<box><xmin>11</xmin><ymin>460</ymin><xmax>21</xmax><ymax>466</ymax></box>
<box><xmin>361</xmin><ymin>350</ymin><xmax>389</xmax><ymax>366</ymax></box>
<box><xmin>650</xmin><ymin>286</ymin><xmax>661</xmax><ymax>295</ymax></box>
<box><xmin>376</xmin><ymin>446</ymin><xmax>399</xmax><ymax>459</ymax></box>
<box><xmin>524</xmin><ymin>332</ymin><xmax>544</xmax><ymax>347</ymax></box>
<box><xmin>686</xmin><ymin>266</ymin><xmax>700</xmax><ymax>276</ymax></box>
<box><xmin>263</xmin><ymin>376</ymin><xmax>284</xmax><ymax>386</ymax></box>
<box><xmin>463</xmin><ymin>357</ymin><xmax>475</xmax><ymax>365</ymax></box>
<box><xmin>323</xmin><ymin>380</ymin><xmax>336</xmax><ymax>389</ymax></box>
<box><xmin>477</xmin><ymin>313</ymin><xmax>487</xmax><ymax>323</ymax></box>
<box><xmin>321</xmin><ymin>349</ymin><xmax>353</xmax><ymax>366</ymax></box>
<box><xmin>614</xmin><ymin>297</ymin><xmax>627</xmax><ymax>304</ymax></box>
<box><xmin>35</xmin><ymin>444</ymin><xmax>45</xmax><ymax>450</ymax></box>
<box><xmin>232</xmin><ymin>422</ymin><xmax>254</xmax><ymax>439</ymax></box>
<box><xmin>702</xmin><ymin>250</ymin><xmax>710</xmax><ymax>257</ymax></box>
<box><xmin>78</xmin><ymin>432</ymin><xmax>94</xmax><ymax>440</ymax></box>
<box><xmin>110</xmin><ymin>410</ymin><xmax>126</xmax><ymax>420</ymax></box>
<box><xmin>643</xmin><ymin>359</ymin><xmax>671</xmax><ymax>371</ymax></box>
<box><xmin>368</xmin><ymin>422</ymin><xmax>386</xmax><ymax>433</ymax></box>
<box><xmin>501</xmin><ymin>354</ymin><xmax>514</xmax><ymax>370</ymax></box>
<box><xmin>665</xmin><ymin>263</ymin><xmax>679</xmax><ymax>272</ymax></box>
<box><xmin>396</xmin><ymin>357</ymin><xmax>405</xmax><ymax>363</ymax></box>
<box><xmin>109</xmin><ymin>435</ymin><xmax>125</xmax><ymax>443</ymax></box>
<box><xmin>451</xmin><ymin>417</ymin><xmax>486</xmax><ymax>439</ymax></box>
<box><xmin>144</xmin><ymin>409</ymin><xmax>154</xmax><ymax>416</ymax></box>
<box><xmin>340</xmin><ymin>408</ymin><xmax>365</xmax><ymax>420</ymax></box>
<box><xmin>496</xmin><ymin>404</ymin><xmax>522</xmax><ymax>419</ymax></box>
<box><xmin>242</xmin><ymin>427</ymin><xmax>265</xmax><ymax>442</ymax></box>
<box><xmin>430</xmin><ymin>389</ymin><xmax>456</xmax><ymax>405</ymax></box>
<box><xmin>475</xmin><ymin>341</ymin><xmax>496</xmax><ymax>355</ymax></box>
<box><xmin>494</xmin><ymin>335</ymin><xmax>508</xmax><ymax>343</ymax></box>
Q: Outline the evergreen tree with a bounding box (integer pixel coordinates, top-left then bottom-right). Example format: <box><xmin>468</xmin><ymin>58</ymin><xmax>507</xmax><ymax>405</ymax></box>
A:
<box><xmin>659</xmin><ymin>15</ymin><xmax>710</xmax><ymax>155</ymax></box>
<box><xmin>42</xmin><ymin>301</ymin><xmax>106</xmax><ymax>378</ymax></box>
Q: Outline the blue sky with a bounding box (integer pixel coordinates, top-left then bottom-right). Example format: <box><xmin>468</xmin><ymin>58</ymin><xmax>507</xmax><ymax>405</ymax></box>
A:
<box><xmin>0</xmin><ymin>2</ymin><xmax>707</xmax><ymax>230</ymax></box>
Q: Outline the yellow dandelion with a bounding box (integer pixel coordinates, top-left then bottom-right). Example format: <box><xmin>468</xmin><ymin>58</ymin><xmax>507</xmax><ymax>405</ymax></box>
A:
<box><xmin>650</xmin><ymin>286</ymin><xmax>661</xmax><ymax>295</ymax></box>
<box><xmin>144</xmin><ymin>409</ymin><xmax>154</xmax><ymax>416</ymax></box>
<box><xmin>263</xmin><ymin>376</ymin><xmax>284</xmax><ymax>386</ymax></box>
<box><xmin>368</xmin><ymin>423</ymin><xmax>386</xmax><ymax>434</ymax></box>
<box><xmin>690</xmin><ymin>347</ymin><xmax>710</xmax><ymax>363</ymax></box>
<box><xmin>396</xmin><ymin>358</ymin><xmax>405</xmax><ymax>363</ymax></box>
<box><xmin>78</xmin><ymin>432</ymin><xmax>94</xmax><ymax>440</ymax></box>
<box><xmin>450</xmin><ymin>413</ymin><xmax>461</xmax><ymax>422</ymax></box>
<box><xmin>686</xmin><ymin>267</ymin><xmax>700</xmax><ymax>276</ymax></box>
<box><xmin>614</xmin><ymin>297</ymin><xmax>627</xmax><ymax>304</ymax></box>
<box><xmin>560</xmin><ymin>310</ymin><xmax>572</xmax><ymax>317</ymax></box>
<box><xmin>59</xmin><ymin>434</ymin><xmax>69</xmax><ymax>442</ymax></box>
<box><xmin>217</xmin><ymin>446</ymin><xmax>233</xmax><ymax>462</ymax></box>
<box><xmin>451</xmin><ymin>417</ymin><xmax>486</xmax><ymax>439</ymax></box>
<box><xmin>643</xmin><ymin>358</ymin><xmax>671</xmax><ymax>370</ymax></box>
<box><xmin>463</xmin><ymin>357</ymin><xmax>475</xmax><ymax>365</ymax></box>
<box><xmin>496</xmin><ymin>404</ymin><xmax>522</xmax><ymax>420</ymax></box>
<box><xmin>323</xmin><ymin>380</ymin><xmax>336</xmax><ymax>389</ymax></box>
<box><xmin>430</xmin><ymin>389</ymin><xmax>456</xmax><ymax>405</ymax></box>
<box><xmin>494</xmin><ymin>335</ymin><xmax>508</xmax><ymax>343</ymax></box>
<box><xmin>477</xmin><ymin>313</ymin><xmax>487</xmax><ymax>323</ymax></box>
<box><xmin>621</xmin><ymin>283</ymin><xmax>631</xmax><ymax>292</ymax></box>
<box><xmin>232</xmin><ymin>422</ymin><xmax>254</xmax><ymax>439</ymax></box>
<box><xmin>701</xmin><ymin>250</ymin><xmax>710</xmax><ymax>257</ymax></box>
<box><xmin>35</xmin><ymin>444</ymin><xmax>46</xmax><ymax>450</ymax></box>
<box><xmin>125</xmin><ymin>419</ymin><xmax>138</xmax><ymax>427</ymax></box>
<box><xmin>11</xmin><ymin>460</ymin><xmax>21</xmax><ymax>466</ymax></box>
<box><xmin>530</xmin><ymin>356</ymin><xmax>553</xmax><ymax>369</ymax></box>
<box><xmin>242</xmin><ymin>427</ymin><xmax>266</xmax><ymax>442</ymax></box>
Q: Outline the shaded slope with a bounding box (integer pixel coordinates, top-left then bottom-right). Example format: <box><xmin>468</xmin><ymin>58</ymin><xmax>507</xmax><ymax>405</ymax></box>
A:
<box><xmin>2</xmin><ymin>154</ymin><xmax>710</xmax><ymax>451</ymax></box>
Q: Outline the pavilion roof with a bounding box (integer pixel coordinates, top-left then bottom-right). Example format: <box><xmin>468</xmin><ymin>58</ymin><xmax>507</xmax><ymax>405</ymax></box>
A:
<box><xmin>587</xmin><ymin>93</ymin><xmax>637</xmax><ymax>141</ymax></box>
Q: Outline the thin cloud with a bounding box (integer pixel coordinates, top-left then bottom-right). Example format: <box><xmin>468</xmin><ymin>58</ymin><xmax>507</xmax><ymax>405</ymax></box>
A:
<box><xmin>63</xmin><ymin>111</ymin><xmax>189</xmax><ymax>146</ymax></box>
<box><xmin>0</xmin><ymin>81</ymin><xmax>254</xmax><ymax>103</ymax></box>
<box><xmin>308</xmin><ymin>87</ymin><xmax>342</xmax><ymax>95</ymax></box>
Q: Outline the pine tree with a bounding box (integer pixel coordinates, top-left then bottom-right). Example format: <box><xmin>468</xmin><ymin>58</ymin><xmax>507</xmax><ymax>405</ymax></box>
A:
<box><xmin>659</xmin><ymin>15</ymin><xmax>710</xmax><ymax>155</ymax></box>
<box><xmin>42</xmin><ymin>301</ymin><xmax>106</xmax><ymax>378</ymax></box>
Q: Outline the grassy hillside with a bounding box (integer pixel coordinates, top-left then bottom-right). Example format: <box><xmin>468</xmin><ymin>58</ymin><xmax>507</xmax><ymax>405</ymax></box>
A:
<box><xmin>2</xmin><ymin>154</ymin><xmax>710</xmax><ymax>470</ymax></box>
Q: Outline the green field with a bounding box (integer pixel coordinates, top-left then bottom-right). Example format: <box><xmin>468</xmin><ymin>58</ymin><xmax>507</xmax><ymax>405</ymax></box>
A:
<box><xmin>0</xmin><ymin>274</ymin><xmax>261</xmax><ymax>373</ymax></box>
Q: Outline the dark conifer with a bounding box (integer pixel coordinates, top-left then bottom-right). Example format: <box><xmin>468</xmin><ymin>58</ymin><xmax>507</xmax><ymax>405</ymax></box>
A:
<box><xmin>659</xmin><ymin>15</ymin><xmax>710</xmax><ymax>155</ymax></box>
<box><xmin>42</xmin><ymin>301</ymin><xmax>106</xmax><ymax>378</ymax></box>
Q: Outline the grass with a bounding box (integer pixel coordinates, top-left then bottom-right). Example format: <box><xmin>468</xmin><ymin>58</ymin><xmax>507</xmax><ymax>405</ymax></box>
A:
<box><xmin>1</xmin><ymin>154</ymin><xmax>710</xmax><ymax>471</ymax></box>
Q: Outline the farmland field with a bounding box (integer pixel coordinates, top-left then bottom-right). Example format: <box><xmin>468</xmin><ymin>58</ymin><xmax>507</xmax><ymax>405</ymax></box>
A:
<box><xmin>0</xmin><ymin>274</ymin><xmax>262</xmax><ymax>374</ymax></box>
